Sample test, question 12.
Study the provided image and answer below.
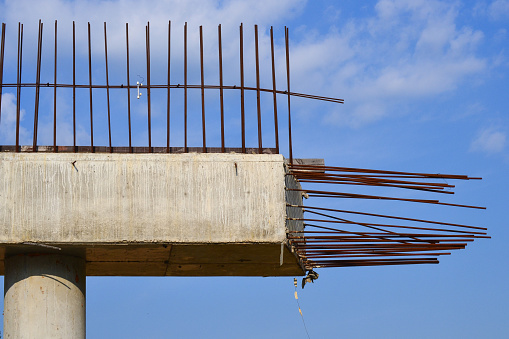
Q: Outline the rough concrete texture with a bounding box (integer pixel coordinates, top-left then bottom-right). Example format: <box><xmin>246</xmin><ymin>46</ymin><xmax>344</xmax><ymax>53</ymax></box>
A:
<box><xmin>0</xmin><ymin>153</ymin><xmax>286</xmax><ymax>243</ymax></box>
<box><xmin>4</xmin><ymin>254</ymin><xmax>86</xmax><ymax>338</ymax></box>
<box><xmin>0</xmin><ymin>153</ymin><xmax>305</xmax><ymax>276</ymax></box>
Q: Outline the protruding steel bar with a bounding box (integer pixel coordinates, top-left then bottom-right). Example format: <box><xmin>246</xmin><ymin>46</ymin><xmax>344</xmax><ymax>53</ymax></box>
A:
<box><xmin>295</xmin><ymin>178</ymin><xmax>454</xmax><ymax>194</ymax></box>
<box><xmin>200</xmin><ymin>25</ymin><xmax>206</xmax><ymax>153</ymax></box>
<box><xmin>146</xmin><ymin>22</ymin><xmax>152</xmax><ymax>152</ymax></box>
<box><xmin>0</xmin><ymin>23</ymin><xmax>6</xmax><ymax>125</ymax></box>
<box><xmin>53</xmin><ymin>20</ymin><xmax>57</xmax><ymax>151</ymax></box>
<box><xmin>104</xmin><ymin>22</ymin><xmax>112</xmax><ymax>153</ymax></box>
<box><xmin>254</xmin><ymin>25</ymin><xmax>262</xmax><ymax>153</ymax></box>
<box><xmin>218</xmin><ymin>24</ymin><xmax>225</xmax><ymax>152</ymax></box>
<box><xmin>300</xmin><ymin>212</ymin><xmax>486</xmax><ymax>235</ymax></box>
<box><xmin>288</xmin><ymin>188</ymin><xmax>485</xmax><ymax>209</ymax></box>
<box><xmin>184</xmin><ymin>22</ymin><xmax>188</xmax><ymax>152</ymax></box>
<box><xmin>285</xmin><ymin>26</ymin><xmax>293</xmax><ymax>164</ymax></box>
<box><xmin>270</xmin><ymin>26</ymin><xmax>279</xmax><ymax>153</ymax></box>
<box><xmin>73</xmin><ymin>21</ymin><xmax>76</xmax><ymax>152</ymax></box>
<box><xmin>87</xmin><ymin>22</ymin><xmax>94</xmax><ymax>152</ymax></box>
<box><xmin>33</xmin><ymin>20</ymin><xmax>43</xmax><ymax>151</ymax></box>
<box><xmin>167</xmin><ymin>20</ymin><xmax>171</xmax><ymax>153</ymax></box>
<box><xmin>290</xmin><ymin>170</ymin><xmax>455</xmax><ymax>188</ymax></box>
<box><xmin>125</xmin><ymin>23</ymin><xmax>132</xmax><ymax>153</ymax></box>
<box><xmin>289</xmin><ymin>163</ymin><xmax>475</xmax><ymax>180</ymax></box>
<box><xmin>287</xmin><ymin>204</ymin><xmax>487</xmax><ymax>231</ymax></box>
<box><xmin>16</xmin><ymin>23</ymin><xmax>23</xmax><ymax>152</ymax></box>
<box><xmin>239</xmin><ymin>23</ymin><xmax>245</xmax><ymax>153</ymax></box>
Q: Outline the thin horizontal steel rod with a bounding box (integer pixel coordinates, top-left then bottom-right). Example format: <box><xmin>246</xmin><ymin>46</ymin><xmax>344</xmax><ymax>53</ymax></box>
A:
<box><xmin>288</xmin><ymin>204</ymin><xmax>486</xmax><ymax>231</ymax></box>
<box><xmin>290</xmin><ymin>170</ymin><xmax>455</xmax><ymax>188</ymax></box>
<box><xmin>289</xmin><ymin>164</ymin><xmax>478</xmax><ymax>180</ymax></box>
<box><xmin>300</xmin><ymin>211</ymin><xmax>486</xmax><ymax>235</ymax></box>
<box><xmin>296</xmin><ymin>179</ymin><xmax>454</xmax><ymax>194</ymax></box>
<box><xmin>0</xmin><ymin>83</ymin><xmax>344</xmax><ymax>104</ymax></box>
<box><xmin>288</xmin><ymin>188</ymin><xmax>485</xmax><ymax>209</ymax></box>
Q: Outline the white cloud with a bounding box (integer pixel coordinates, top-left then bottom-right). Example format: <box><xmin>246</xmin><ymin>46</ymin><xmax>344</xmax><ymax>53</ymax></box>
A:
<box><xmin>0</xmin><ymin>93</ymin><xmax>29</xmax><ymax>145</ymax></box>
<box><xmin>470</xmin><ymin>127</ymin><xmax>506</xmax><ymax>153</ymax></box>
<box><xmin>0</xmin><ymin>0</ymin><xmax>490</xmax><ymax>132</ymax></box>
<box><xmin>489</xmin><ymin>0</ymin><xmax>509</xmax><ymax>20</ymax></box>
<box><xmin>289</xmin><ymin>0</ymin><xmax>487</xmax><ymax>127</ymax></box>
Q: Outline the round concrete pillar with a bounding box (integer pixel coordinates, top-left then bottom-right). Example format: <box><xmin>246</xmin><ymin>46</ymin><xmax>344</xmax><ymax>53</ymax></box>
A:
<box><xmin>3</xmin><ymin>253</ymin><xmax>86</xmax><ymax>338</ymax></box>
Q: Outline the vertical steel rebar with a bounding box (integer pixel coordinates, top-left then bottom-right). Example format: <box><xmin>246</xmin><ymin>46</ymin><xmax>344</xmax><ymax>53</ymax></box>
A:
<box><xmin>33</xmin><ymin>20</ymin><xmax>43</xmax><ymax>151</ymax></box>
<box><xmin>125</xmin><ymin>23</ymin><xmax>132</xmax><ymax>153</ymax></box>
<box><xmin>73</xmin><ymin>21</ymin><xmax>76</xmax><ymax>152</ymax></box>
<box><xmin>218</xmin><ymin>24</ymin><xmax>225</xmax><ymax>152</ymax></box>
<box><xmin>53</xmin><ymin>20</ymin><xmax>57</xmax><ymax>151</ymax></box>
<box><xmin>0</xmin><ymin>23</ymin><xmax>6</xmax><ymax>126</ymax></box>
<box><xmin>285</xmin><ymin>26</ymin><xmax>293</xmax><ymax>164</ymax></box>
<box><xmin>16</xmin><ymin>23</ymin><xmax>22</xmax><ymax>152</ymax></box>
<box><xmin>104</xmin><ymin>22</ymin><xmax>112</xmax><ymax>153</ymax></box>
<box><xmin>167</xmin><ymin>20</ymin><xmax>171</xmax><ymax>153</ymax></box>
<box><xmin>88</xmin><ymin>22</ymin><xmax>94</xmax><ymax>152</ymax></box>
<box><xmin>200</xmin><ymin>25</ymin><xmax>206</xmax><ymax>153</ymax></box>
<box><xmin>184</xmin><ymin>22</ymin><xmax>188</xmax><ymax>152</ymax></box>
<box><xmin>270</xmin><ymin>26</ymin><xmax>279</xmax><ymax>154</ymax></box>
<box><xmin>254</xmin><ymin>25</ymin><xmax>262</xmax><ymax>154</ymax></box>
<box><xmin>239</xmin><ymin>23</ymin><xmax>245</xmax><ymax>153</ymax></box>
<box><xmin>146</xmin><ymin>22</ymin><xmax>152</xmax><ymax>152</ymax></box>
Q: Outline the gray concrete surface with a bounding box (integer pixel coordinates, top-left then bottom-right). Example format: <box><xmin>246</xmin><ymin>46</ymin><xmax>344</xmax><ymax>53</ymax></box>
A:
<box><xmin>0</xmin><ymin>153</ymin><xmax>305</xmax><ymax>276</ymax></box>
<box><xmin>4</xmin><ymin>253</ymin><xmax>86</xmax><ymax>338</ymax></box>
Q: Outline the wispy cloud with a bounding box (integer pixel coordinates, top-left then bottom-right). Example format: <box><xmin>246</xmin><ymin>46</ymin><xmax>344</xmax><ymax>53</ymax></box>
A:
<box><xmin>489</xmin><ymin>0</ymin><xmax>509</xmax><ymax>20</ymax></box>
<box><xmin>470</xmin><ymin>127</ymin><xmax>506</xmax><ymax>153</ymax></box>
<box><xmin>0</xmin><ymin>0</ymin><xmax>493</xmax><ymax>133</ymax></box>
<box><xmin>0</xmin><ymin>93</ymin><xmax>29</xmax><ymax>145</ymax></box>
<box><xmin>291</xmin><ymin>0</ymin><xmax>487</xmax><ymax>127</ymax></box>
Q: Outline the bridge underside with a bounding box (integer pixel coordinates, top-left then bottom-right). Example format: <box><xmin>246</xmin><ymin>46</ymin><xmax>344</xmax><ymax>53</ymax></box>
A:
<box><xmin>0</xmin><ymin>243</ymin><xmax>303</xmax><ymax>276</ymax></box>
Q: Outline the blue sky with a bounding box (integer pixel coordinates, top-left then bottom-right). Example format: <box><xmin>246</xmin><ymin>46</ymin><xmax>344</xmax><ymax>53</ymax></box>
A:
<box><xmin>0</xmin><ymin>0</ymin><xmax>508</xmax><ymax>338</ymax></box>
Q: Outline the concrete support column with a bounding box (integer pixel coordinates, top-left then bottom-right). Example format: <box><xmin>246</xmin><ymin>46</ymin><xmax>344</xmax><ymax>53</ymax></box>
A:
<box><xmin>3</xmin><ymin>253</ymin><xmax>86</xmax><ymax>338</ymax></box>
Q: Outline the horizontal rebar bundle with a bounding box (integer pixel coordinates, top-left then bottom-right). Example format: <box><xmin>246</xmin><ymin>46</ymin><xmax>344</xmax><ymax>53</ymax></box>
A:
<box><xmin>286</xmin><ymin>163</ymin><xmax>487</xmax><ymax>270</ymax></box>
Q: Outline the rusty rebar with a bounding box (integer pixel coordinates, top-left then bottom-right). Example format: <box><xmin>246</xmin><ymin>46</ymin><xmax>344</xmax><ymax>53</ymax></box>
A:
<box><xmin>184</xmin><ymin>22</ymin><xmax>188</xmax><ymax>153</ymax></box>
<box><xmin>146</xmin><ymin>22</ymin><xmax>152</xmax><ymax>152</ymax></box>
<box><xmin>0</xmin><ymin>23</ymin><xmax>5</xmax><ymax>125</ymax></box>
<box><xmin>270</xmin><ymin>26</ymin><xmax>279</xmax><ymax>153</ymax></box>
<box><xmin>167</xmin><ymin>20</ymin><xmax>171</xmax><ymax>153</ymax></box>
<box><xmin>254</xmin><ymin>25</ymin><xmax>262</xmax><ymax>153</ymax></box>
<box><xmin>125</xmin><ymin>23</ymin><xmax>132</xmax><ymax>153</ymax></box>
<box><xmin>218</xmin><ymin>24</ymin><xmax>225</xmax><ymax>152</ymax></box>
<box><xmin>33</xmin><ymin>20</ymin><xmax>43</xmax><ymax>151</ymax></box>
<box><xmin>73</xmin><ymin>21</ymin><xmax>76</xmax><ymax>152</ymax></box>
<box><xmin>53</xmin><ymin>20</ymin><xmax>57</xmax><ymax>151</ymax></box>
<box><xmin>200</xmin><ymin>25</ymin><xmax>206</xmax><ymax>153</ymax></box>
<box><xmin>104</xmin><ymin>22</ymin><xmax>112</xmax><ymax>153</ymax></box>
<box><xmin>239</xmin><ymin>23</ymin><xmax>245</xmax><ymax>153</ymax></box>
<box><xmin>285</xmin><ymin>26</ymin><xmax>293</xmax><ymax>164</ymax></box>
<box><xmin>15</xmin><ymin>23</ymin><xmax>23</xmax><ymax>153</ymax></box>
<box><xmin>88</xmin><ymin>22</ymin><xmax>94</xmax><ymax>152</ymax></box>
